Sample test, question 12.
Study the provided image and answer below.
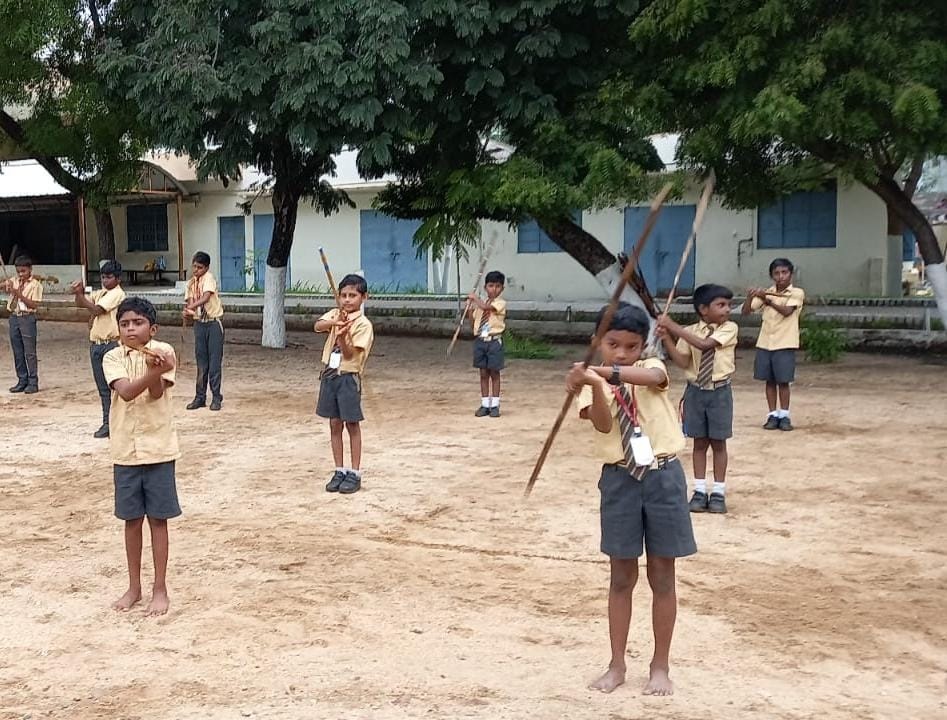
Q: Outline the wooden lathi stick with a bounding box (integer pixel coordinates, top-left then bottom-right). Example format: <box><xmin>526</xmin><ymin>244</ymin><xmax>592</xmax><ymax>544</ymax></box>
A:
<box><xmin>524</xmin><ymin>182</ymin><xmax>674</xmax><ymax>497</ymax></box>
<box><xmin>446</xmin><ymin>240</ymin><xmax>495</xmax><ymax>359</ymax></box>
<box><xmin>318</xmin><ymin>247</ymin><xmax>343</xmax><ymax>311</ymax></box>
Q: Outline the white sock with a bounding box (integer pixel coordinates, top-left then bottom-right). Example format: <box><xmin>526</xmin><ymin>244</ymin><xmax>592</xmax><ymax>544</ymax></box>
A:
<box><xmin>490</xmin><ymin>396</ymin><xmax>500</xmax><ymax>408</ymax></box>
<box><xmin>712</xmin><ymin>481</ymin><xmax>726</xmax><ymax>496</ymax></box>
<box><xmin>336</xmin><ymin>467</ymin><xmax>347</xmax><ymax>474</ymax></box>
<box><xmin>481</xmin><ymin>397</ymin><xmax>490</xmax><ymax>408</ymax></box>
<box><xmin>777</xmin><ymin>409</ymin><xmax>789</xmax><ymax>419</ymax></box>
<box><xmin>694</xmin><ymin>479</ymin><xmax>707</xmax><ymax>494</ymax></box>
<box><xmin>351</xmin><ymin>469</ymin><xmax>362</xmax><ymax>478</ymax></box>
<box><xmin>768</xmin><ymin>410</ymin><xmax>779</xmax><ymax>418</ymax></box>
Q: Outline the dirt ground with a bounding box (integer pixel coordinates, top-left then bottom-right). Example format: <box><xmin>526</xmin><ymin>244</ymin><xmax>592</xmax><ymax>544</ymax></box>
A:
<box><xmin>0</xmin><ymin>320</ymin><xmax>945</xmax><ymax>720</ymax></box>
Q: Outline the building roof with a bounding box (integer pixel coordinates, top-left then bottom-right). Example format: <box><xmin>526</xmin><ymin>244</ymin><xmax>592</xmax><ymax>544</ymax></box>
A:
<box><xmin>0</xmin><ymin>160</ymin><xmax>71</xmax><ymax>198</ymax></box>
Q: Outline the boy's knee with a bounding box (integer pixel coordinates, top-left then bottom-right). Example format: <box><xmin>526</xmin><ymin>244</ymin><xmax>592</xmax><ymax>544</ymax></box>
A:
<box><xmin>709</xmin><ymin>439</ymin><xmax>727</xmax><ymax>451</ymax></box>
<box><xmin>147</xmin><ymin>516</ymin><xmax>168</xmax><ymax>528</ymax></box>
<box><xmin>609</xmin><ymin>561</ymin><xmax>639</xmax><ymax>593</ymax></box>
<box><xmin>329</xmin><ymin>418</ymin><xmax>344</xmax><ymax>431</ymax></box>
<box><xmin>344</xmin><ymin>421</ymin><xmax>360</xmax><ymax>433</ymax></box>
<box><xmin>126</xmin><ymin>517</ymin><xmax>145</xmax><ymax>529</ymax></box>
<box><xmin>693</xmin><ymin>437</ymin><xmax>710</xmax><ymax>450</ymax></box>
<box><xmin>646</xmin><ymin>558</ymin><xmax>676</xmax><ymax>595</ymax></box>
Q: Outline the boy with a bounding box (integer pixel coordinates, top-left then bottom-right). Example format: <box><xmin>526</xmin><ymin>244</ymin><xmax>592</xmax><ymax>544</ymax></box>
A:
<box><xmin>314</xmin><ymin>273</ymin><xmax>374</xmax><ymax>494</ymax></box>
<box><xmin>184</xmin><ymin>251</ymin><xmax>225</xmax><ymax>411</ymax></box>
<box><xmin>71</xmin><ymin>260</ymin><xmax>126</xmax><ymax>438</ymax></box>
<box><xmin>657</xmin><ymin>284</ymin><xmax>738</xmax><ymax>514</ymax></box>
<box><xmin>742</xmin><ymin>258</ymin><xmax>805</xmax><ymax>431</ymax></box>
<box><xmin>3</xmin><ymin>256</ymin><xmax>43</xmax><ymax>393</ymax></box>
<box><xmin>567</xmin><ymin>302</ymin><xmax>695</xmax><ymax>696</ymax></box>
<box><xmin>102</xmin><ymin>297</ymin><xmax>181</xmax><ymax>617</ymax></box>
<box><xmin>468</xmin><ymin>270</ymin><xmax>507</xmax><ymax>417</ymax></box>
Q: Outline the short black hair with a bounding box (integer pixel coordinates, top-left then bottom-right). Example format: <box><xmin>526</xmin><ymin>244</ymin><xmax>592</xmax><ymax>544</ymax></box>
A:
<box><xmin>192</xmin><ymin>251</ymin><xmax>211</xmax><ymax>267</ymax></box>
<box><xmin>100</xmin><ymin>260</ymin><xmax>122</xmax><ymax>277</ymax></box>
<box><xmin>769</xmin><ymin>258</ymin><xmax>794</xmax><ymax>275</ymax></box>
<box><xmin>338</xmin><ymin>273</ymin><xmax>367</xmax><ymax>295</ymax></box>
<box><xmin>595</xmin><ymin>301</ymin><xmax>651</xmax><ymax>338</ymax></box>
<box><xmin>484</xmin><ymin>270</ymin><xmax>505</xmax><ymax>285</ymax></box>
<box><xmin>117</xmin><ymin>296</ymin><xmax>157</xmax><ymax>326</ymax></box>
<box><xmin>14</xmin><ymin>255</ymin><xmax>32</xmax><ymax>268</ymax></box>
<box><xmin>692</xmin><ymin>283</ymin><xmax>733</xmax><ymax>312</ymax></box>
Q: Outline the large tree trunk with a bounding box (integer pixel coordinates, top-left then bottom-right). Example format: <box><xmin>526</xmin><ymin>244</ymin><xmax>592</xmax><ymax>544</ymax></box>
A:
<box><xmin>868</xmin><ymin>175</ymin><xmax>947</xmax><ymax>327</ymax></box>
<box><xmin>93</xmin><ymin>207</ymin><xmax>116</xmax><ymax>261</ymax></box>
<box><xmin>538</xmin><ymin>217</ymin><xmax>656</xmax><ymax>316</ymax></box>
<box><xmin>261</xmin><ymin>182</ymin><xmax>300</xmax><ymax>348</ymax></box>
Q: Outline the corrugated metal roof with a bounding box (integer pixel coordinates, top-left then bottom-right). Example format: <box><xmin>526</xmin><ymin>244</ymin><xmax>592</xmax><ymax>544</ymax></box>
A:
<box><xmin>0</xmin><ymin>160</ymin><xmax>71</xmax><ymax>198</ymax></box>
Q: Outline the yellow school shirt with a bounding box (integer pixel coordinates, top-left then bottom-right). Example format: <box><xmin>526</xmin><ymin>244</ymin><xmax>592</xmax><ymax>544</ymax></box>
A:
<box><xmin>676</xmin><ymin>319</ymin><xmax>738</xmax><ymax>382</ymax></box>
<box><xmin>318</xmin><ymin>308</ymin><xmax>374</xmax><ymax>374</ymax></box>
<box><xmin>89</xmin><ymin>286</ymin><xmax>126</xmax><ymax>342</ymax></box>
<box><xmin>471</xmin><ymin>297</ymin><xmax>507</xmax><ymax>338</ymax></box>
<box><xmin>186</xmin><ymin>272</ymin><xmax>224</xmax><ymax>320</ymax></box>
<box><xmin>103</xmin><ymin>340</ymin><xmax>180</xmax><ymax>466</ymax></box>
<box><xmin>751</xmin><ymin>285</ymin><xmax>805</xmax><ymax>350</ymax></box>
<box><xmin>6</xmin><ymin>276</ymin><xmax>43</xmax><ymax>312</ymax></box>
<box><xmin>577</xmin><ymin>357</ymin><xmax>685</xmax><ymax>463</ymax></box>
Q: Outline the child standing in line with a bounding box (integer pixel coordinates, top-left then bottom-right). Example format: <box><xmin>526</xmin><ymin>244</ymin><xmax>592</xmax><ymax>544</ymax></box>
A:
<box><xmin>314</xmin><ymin>274</ymin><xmax>374</xmax><ymax>495</ymax></box>
<box><xmin>184</xmin><ymin>251</ymin><xmax>225</xmax><ymax>411</ymax></box>
<box><xmin>742</xmin><ymin>258</ymin><xmax>805</xmax><ymax>431</ymax></box>
<box><xmin>103</xmin><ymin>297</ymin><xmax>181</xmax><ymax>617</ymax></box>
<box><xmin>567</xmin><ymin>302</ymin><xmax>695</xmax><ymax>697</ymax></box>
<box><xmin>4</xmin><ymin>256</ymin><xmax>43</xmax><ymax>394</ymax></box>
<box><xmin>657</xmin><ymin>284</ymin><xmax>738</xmax><ymax>514</ymax></box>
<box><xmin>71</xmin><ymin>260</ymin><xmax>126</xmax><ymax>438</ymax></box>
<box><xmin>469</xmin><ymin>270</ymin><xmax>507</xmax><ymax>417</ymax></box>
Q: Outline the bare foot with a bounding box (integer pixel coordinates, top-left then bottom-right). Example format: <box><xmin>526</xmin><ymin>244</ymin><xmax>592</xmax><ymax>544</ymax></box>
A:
<box><xmin>642</xmin><ymin>665</ymin><xmax>674</xmax><ymax>696</ymax></box>
<box><xmin>589</xmin><ymin>666</ymin><xmax>626</xmax><ymax>693</ymax></box>
<box><xmin>112</xmin><ymin>587</ymin><xmax>142</xmax><ymax>612</ymax></box>
<box><xmin>145</xmin><ymin>588</ymin><xmax>170</xmax><ymax>617</ymax></box>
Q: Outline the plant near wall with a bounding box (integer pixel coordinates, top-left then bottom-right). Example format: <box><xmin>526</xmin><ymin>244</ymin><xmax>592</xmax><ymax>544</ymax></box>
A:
<box><xmin>801</xmin><ymin>318</ymin><xmax>848</xmax><ymax>363</ymax></box>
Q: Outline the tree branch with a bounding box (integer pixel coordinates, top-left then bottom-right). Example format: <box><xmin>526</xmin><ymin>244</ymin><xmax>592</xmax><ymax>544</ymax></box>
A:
<box><xmin>0</xmin><ymin>110</ymin><xmax>86</xmax><ymax>196</ymax></box>
<box><xmin>902</xmin><ymin>153</ymin><xmax>925</xmax><ymax>200</ymax></box>
<box><xmin>87</xmin><ymin>0</ymin><xmax>104</xmax><ymax>40</ymax></box>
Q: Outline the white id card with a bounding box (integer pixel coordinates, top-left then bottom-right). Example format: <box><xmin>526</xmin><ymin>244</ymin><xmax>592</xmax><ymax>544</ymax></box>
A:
<box><xmin>328</xmin><ymin>349</ymin><xmax>342</xmax><ymax>369</ymax></box>
<box><xmin>629</xmin><ymin>429</ymin><xmax>655</xmax><ymax>467</ymax></box>
<box><xmin>480</xmin><ymin>322</ymin><xmax>490</xmax><ymax>339</ymax></box>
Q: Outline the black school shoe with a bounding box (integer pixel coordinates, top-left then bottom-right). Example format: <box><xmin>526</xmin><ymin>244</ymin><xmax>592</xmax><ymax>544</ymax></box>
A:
<box><xmin>325</xmin><ymin>470</ymin><xmax>346</xmax><ymax>492</ymax></box>
<box><xmin>474</xmin><ymin>406</ymin><xmax>490</xmax><ymax>417</ymax></box>
<box><xmin>778</xmin><ymin>416</ymin><xmax>794</xmax><ymax>431</ymax></box>
<box><xmin>9</xmin><ymin>383</ymin><xmax>26</xmax><ymax>393</ymax></box>
<box><xmin>338</xmin><ymin>471</ymin><xmax>361</xmax><ymax>494</ymax></box>
<box><xmin>490</xmin><ymin>406</ymin><xmax>500</xmax><ymax>418</ymax></box>
<box><xmin>186</xmin><ymin>399</ymin><xmax>205</xmax><ymax>410</ymax></box>
<box><xmin>708</xmin><ymin>493</ymin><xmax>728</xmax><ymax>514</ymax></box>
<box><xmin>763</xmin><ymin>416</ymin><xmax>780</xmax><ymax>430</ymax></box>
<box><xmin>210</xmin><ymin>398</ymin><xmax>222</xmax><ymax>411</ymax></box>
<box><xmin>24</xmin><ymin>385</ymin><xmax>38</xmax><ymax>394</ymax></box>
<box><xmin>93</xmin><ymin>424</ymin><xmax>110</xmax><ymax>439</ymax></box>
<box><xmin>688</xmin><ymin>491</ymin><xmax>709</xmax><ymax>512</ymax></box>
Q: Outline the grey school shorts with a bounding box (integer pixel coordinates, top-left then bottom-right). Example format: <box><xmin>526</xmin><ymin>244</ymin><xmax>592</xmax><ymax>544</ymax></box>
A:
<box><xmin>473</xmin><ymin>336</ymin><xmax>505</xmax><ymax>371</ymax></box>
<box><xmin>114</xmin><ymin>461</ymin><xmax>181</xmax><ymax>521</ymax></box>
<box><xmin>316</xmin><ymin>371</ymin><xmax>364</xmax><ymax>422</ymax></box>
<box><xmin>682</xmin><ymin>383</ymin><xmax>733</xmax><ymax>440</ymax></box>
<box><xmin>598</xmin><ymin>459</ymin><xmax>697</xmax><ymax>559</ymax></box>
<box><xmin>753</xmin><ymin>348</ymin><xmax>796</xmax><ymax>384</ymax></box>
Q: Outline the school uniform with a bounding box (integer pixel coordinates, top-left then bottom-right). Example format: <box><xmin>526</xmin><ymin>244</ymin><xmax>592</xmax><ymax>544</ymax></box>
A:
<box><xmin>6</xmin><ymin>276</ymin><xmax>43</xmax><ymax>391</ymax></box>
<box><xmin>577</xmin><ymin>358</ymin><xmax>696</xmax><ymax>560</ymax></box>
<box><xmin>315</xmin><ymin>308</ymin><xmax>374</xmax><ymax>422</ymax></box>
<box><xmin>102</xmin><ymin>340</ymin><xmax>182</xmax><ymax>521</ymax></box>
<box><xmin>677</xmin><ymin>319</ymin><xmax>738</xmax><ymax>440</ymax></box>
<box><xmin>88</xmin><ymin>285</ymin><xmax>126</xmax><ymax>425</ymax></box>
<box><xmin>750</xmin><ymin>284</ymin><xmax>805</xmax><ymax>383</ymax></box>
<box><xmin>471</xmin><ymin>297</ymin><xmax>507</xmax><ymax>371</ymax></box>
<box><xmin>186</xmin><ymin>272</ymin><xmax>225</xmax><ymax>405</ymax></box>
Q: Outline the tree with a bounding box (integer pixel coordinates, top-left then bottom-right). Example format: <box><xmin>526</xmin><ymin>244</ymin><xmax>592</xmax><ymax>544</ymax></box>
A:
<box><xmin>624</xmin><ymin>0</ymin><xmax>947</xmax><ymax>324</ymax></box>
<box><xmin>0</xmin><ymin>0</ymin><xmax>149</xmax><ymax>260</ymax></box>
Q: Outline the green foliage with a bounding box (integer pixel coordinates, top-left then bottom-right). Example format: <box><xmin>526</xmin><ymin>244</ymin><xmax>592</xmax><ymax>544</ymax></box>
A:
<box><xmin>801</xmin><ymin>319</ymin><xmax>848</xmax><ymax>363</ymax></box>
<box><xmin>504</xmin><ymin>331</ymin><xmax>558</xmax><ymax>360</ymax></box>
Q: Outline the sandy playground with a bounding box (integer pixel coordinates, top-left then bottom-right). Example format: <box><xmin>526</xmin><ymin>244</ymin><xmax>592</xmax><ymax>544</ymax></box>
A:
<box><xmin>0</xmin><ymin>319</ymin><xmax>945</xmax><ymax>720</ymax></box>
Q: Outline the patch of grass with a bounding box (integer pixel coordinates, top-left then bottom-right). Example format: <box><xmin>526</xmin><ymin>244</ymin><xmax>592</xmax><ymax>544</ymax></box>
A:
<box><xmin>367</xmin><ymin>282</ymin><xmax>432</xmax><ymax>295</ymax></box>
<box><xmin>801</xmin><ymin>319</ymin><xmax>848</xmax><ymax>362</ymax></box>
<box><xmin>505</xmin><ymin>331</ymin><xmax>557</xmax><ymax>360</ymax></box>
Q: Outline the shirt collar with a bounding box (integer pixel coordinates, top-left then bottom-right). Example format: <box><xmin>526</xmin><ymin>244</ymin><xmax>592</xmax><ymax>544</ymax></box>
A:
<box><xmin>121</xmin><ymin>339</ymin><xmax>153</xmax><ymax>355</ymax></box>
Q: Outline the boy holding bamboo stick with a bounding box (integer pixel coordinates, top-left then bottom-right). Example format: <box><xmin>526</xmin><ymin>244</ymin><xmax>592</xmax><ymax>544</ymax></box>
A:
<box><xmin>468</xmin><ymin>270</ymin><xmax>507</xmax><ymax>417</ymax></box>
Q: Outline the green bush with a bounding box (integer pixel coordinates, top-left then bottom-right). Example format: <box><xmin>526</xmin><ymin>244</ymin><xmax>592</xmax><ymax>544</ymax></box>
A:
<box><xmin>801</xmin><ymin>319</ymin><xmax>848</xmax><ymax>362</ymax></box>
<box><xmin>504</xmin><ymin>331</ymin><xmax>557</xmax><ymax>360</ymax></box>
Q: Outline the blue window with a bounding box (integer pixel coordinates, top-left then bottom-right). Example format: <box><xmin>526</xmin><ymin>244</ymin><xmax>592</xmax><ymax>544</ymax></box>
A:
<box><xmin>757</xmin><ymin>187</ymin><xmax>836</xmax><ymax>249</ymax></box>
<box><xmin>127</xmin><ymin>204</ymin><xmax>168</xmax><ymax>252</ymax></box>
<box><xmin>517</xmin><ymin>211</ymin><xmax>582</xmax><ymax>253</ymax></box>
<box><xmin>902</xmin><ymin>229</ymin><xmax>917</xmax><ymax>261</ymax></box>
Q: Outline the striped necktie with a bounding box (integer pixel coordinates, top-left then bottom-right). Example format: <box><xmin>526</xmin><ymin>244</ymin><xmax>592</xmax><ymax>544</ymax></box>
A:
<box><xmin>613</xmin><ymin>385</ymin><xmax>638</xmax><ymax>468</ymax></box>
<box><xmin>696</xmin><ymin>325</ymin><xmax>715</xmax><ymax>388</ymax></box>
<box><xmin>478</xmin><ymin>307</ymin><xmax>490</xmax><ymax>336</ymax></box>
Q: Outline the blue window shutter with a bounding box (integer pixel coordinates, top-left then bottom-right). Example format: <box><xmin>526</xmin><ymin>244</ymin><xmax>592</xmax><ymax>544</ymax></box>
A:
<box><xmin>758</xmin><ymin>199</ymin><xmax>784</xmax><ymax>249</ymax></box>
<box><xmin>518</xmin><ymin>220</ymin><xmax>541</xmax><ymax>253</ymax></box>
<box><xmin>758</xmin><ymin>189</ymin><xmax>836</xmax><ymax>249</ymax></box>
<box><xmin>903</xmin><ymin>229</ymin><xmax>916</xmax><ymax>261</ymax></box>
<box><xmin>808</xmin><ymin>188</ymin><xmax>837</xmax><ymax>248</ymax></box>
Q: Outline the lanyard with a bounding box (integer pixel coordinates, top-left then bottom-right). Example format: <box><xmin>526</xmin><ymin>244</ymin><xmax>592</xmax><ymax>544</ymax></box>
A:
<box><xmin>610</xmin><ymin>384</ymin><xmax>639</xmax><ymax>428</ymax></box>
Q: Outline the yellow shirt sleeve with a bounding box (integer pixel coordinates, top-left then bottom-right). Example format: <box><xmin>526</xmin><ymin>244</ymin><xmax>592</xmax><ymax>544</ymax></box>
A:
<box><xmin>711</xmin><ymin>322</ymin><xmax>738</xmax><ymax>348</ymax></box>
<box><xmin>102</xmin><ymin>348</ymin><xmax>127</xmax><ymax>387</ymax></box>
<box><xmin>787</xmin><ymin>288</ymin><xmax>805</xmax><ymax>306</ymax></box>
<box><xmin>349</xmin><ymin>318</ymin><xmax>373</xmax><ymax>350</ymax></box>
<box><xmin>96</xmin><ymin>287</ymin><xmax>125</xmax><ymax>312</ymax></box>
<box><xmin>750</xmin><ymin>296</ymin><xmax>764</xmax><ymax>312</ymax></box>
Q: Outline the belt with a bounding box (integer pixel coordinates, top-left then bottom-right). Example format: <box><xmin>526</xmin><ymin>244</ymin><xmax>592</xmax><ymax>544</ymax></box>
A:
<box><xmin>91</xmin><ymin>338</ymin><xmax>118</xmax><ymax>345</ymax></box>
<box><xmin>11</xmin><ymin>312</ymin><xmax>35</xmax><ymax>317</ymax></box>
<box><xmin>688</xmin><ymin>378</ymin><xmax>731</xmax><ymax>390</ymax></box>
<box><xmin>195</xmin><ymin>317</ymin><xmax>222</xmax><ymax>323</ymax></box>
<box><xmin>612</xmin><ymin>455</ymin><xmax>678</xmax><ymax>471</ymax></box>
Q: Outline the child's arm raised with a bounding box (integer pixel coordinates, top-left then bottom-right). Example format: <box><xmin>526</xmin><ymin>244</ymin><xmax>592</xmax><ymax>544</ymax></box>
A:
<box><xmin>110</xmin><ymin>349</ymin><xmax>176</xmax><ymax>402</ymax></box>
<box><xmin>567</xmin><ymin>363</ymin><xmax>613</xmax><ymax>433</ymax></box>
<box><xmin>759</xmin><ymin>295</ymin><xmax>798</xmax><ymax>318</ymax></box>
<box><xmin>656</xmin><ymin>325</ymin><xmax>692</xmax><ymax>369</ymax></box>
<box><xmin>9</xmin><ymin>281</ymin><xmax>40</xmax><ymax>310</ymax></box>
<box><xmin>586</xmin><ymin>363</ymin><xmax>667</xmax><ymax>388</ymax></box>
<box><xmin>742</xmin><ymin>289</ymin><xmax>763</xmax><ymax>315</ymax></box>
<box><xmin>70</xmin><ymin>281</ymin><xmax>107</xmax><ymax>316</ymax></box>
<box><xmin>314</xmin><ymin>309</ymin><xmax>347</xmax><ymax>333</ymax></box>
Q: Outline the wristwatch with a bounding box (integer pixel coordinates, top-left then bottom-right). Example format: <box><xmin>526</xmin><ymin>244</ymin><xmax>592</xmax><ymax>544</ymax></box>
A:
<box><xmin>607</xmin><ymin>364</ymin><xmax>622</xmax><ymax>386</ymax></box>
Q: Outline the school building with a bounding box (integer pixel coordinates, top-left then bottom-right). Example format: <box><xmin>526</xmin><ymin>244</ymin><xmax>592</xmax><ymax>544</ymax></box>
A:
<box><xmin>0</xmin><ymin>137</ymin><xmax>937</xmax><ymax>301</ymax></box>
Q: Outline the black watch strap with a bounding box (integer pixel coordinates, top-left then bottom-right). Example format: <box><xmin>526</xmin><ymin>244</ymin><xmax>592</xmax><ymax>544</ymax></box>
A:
<box><xmin>607</xmin><ymin>365</ymin><xmax>621</xmax><ymax>386</ymax></box>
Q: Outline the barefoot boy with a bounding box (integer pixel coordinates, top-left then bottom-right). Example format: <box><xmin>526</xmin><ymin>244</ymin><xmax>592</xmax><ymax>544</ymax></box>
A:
<box><xmin>657</xmin><ymin>284</ymin><xmax>738</xmax><ymax>514</ymax></box>
<box><xmin>567</xmin><ymin>302</ymin><xmax>695</xmax><ymax>696</ymax></box>
<box><xmin>468</xmin><ymin>270</ymin><xmax>506</xmax><ymax>417</ymax></box>
<box><xmin>103</xmin><ymin>297</ymin><xmax>181</xmax><ymax>616</ymax></box>
<box><xmin>742</xmin><ymin>258</ymin><xmax>805</xmax><ymax>431</ymax></box>
<box><xmin>314</xmin><ymin>273</ymin><xmax>374</xmax><ymax>494</ymax></box>
<box><xmin>4</xmin><ymin>256</ymin><xmax>43</xmax><ymax>393</ymax></box>
<box><xmin>71</xmin><ymin>260</ymin><xmax>126</xmax><ymax>438</ymax></box>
